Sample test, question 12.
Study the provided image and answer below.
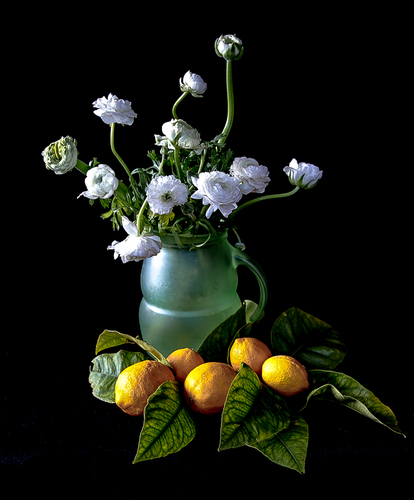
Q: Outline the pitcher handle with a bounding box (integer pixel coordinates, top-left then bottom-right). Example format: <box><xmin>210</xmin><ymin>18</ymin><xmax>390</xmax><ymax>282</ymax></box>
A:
<box><xmin>232</xmin><ymin>247</ymin><xmax>268</xmax><ymax>322</ymax></box>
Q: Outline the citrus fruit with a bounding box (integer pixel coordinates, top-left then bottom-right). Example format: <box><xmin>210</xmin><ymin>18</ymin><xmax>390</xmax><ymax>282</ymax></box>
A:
<box><xmin>261</xmin><ymin>355</ymin><xmax>310</xmax><ymax>396</ymax></box>
<box><xmin>183</xmin><ymin>362</ymin><xmax>236</xmax><ymax>415</ymax></box>
<box><xmin>229</xmin><ymin>337</ymin><xmax>272</xmax><ymax>375</ymax></box>
<box><xmin>115</xmin><ymin>360</ymin><xmax>175</xmax><ymax>416</ymax></box>
<box><xmin>166</xmin><ymin>348</ymin><xmax>205</xmax><ymax>383</ymax></box>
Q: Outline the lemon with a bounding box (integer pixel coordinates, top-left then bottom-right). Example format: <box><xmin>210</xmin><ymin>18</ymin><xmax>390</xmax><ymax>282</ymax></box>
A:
<box><xmin>229</xmin><ymin>337</ymin><xmax>272</xmax><ymax>375</ymax></box>
<box><xmin>115</xmin><ymin>360</ymin><xmax>175</xmax><ymax>416</ymax></box>
<box><xmin>261</xmin><ymin>355</ymin><xmax>309</xmax><ymax>396</ymax></box>
<box><xmin>183</xmin><ymin>362</ymin><xmax>236</xmax><ymax>415</ymax></box>
<box><xmin>167</xmin><ymin>348</ymin><xmax>205</xmax><ymax>383</ymax></box>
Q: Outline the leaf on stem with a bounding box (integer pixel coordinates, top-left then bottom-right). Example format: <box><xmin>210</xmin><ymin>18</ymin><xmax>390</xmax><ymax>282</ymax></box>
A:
<box><xmin>133</xmin><ymin>380</ymin><xmax>196</xmax><ymax>463</ymax></box>
<box><xmin>89</xmin><ymin>350</ymin><xmax>148</xmax><ymax>403</ymax></box>
<box><xmin>271</xmin><ymin>307</ymin><xmax>347</xmax><ymax>369</ymax></box>
<box><xmin>304</xmin><ymin>370</ymin><xmax>405</xmax><ymax>436</ymax></box>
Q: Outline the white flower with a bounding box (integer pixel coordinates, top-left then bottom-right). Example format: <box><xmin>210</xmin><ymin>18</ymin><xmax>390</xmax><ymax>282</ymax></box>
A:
<box><xmin>229</xmin><ymin>157</ymin><xmax>271</xmax><ymax>195</ymax></box>
<box><xmin>78</xmin><ymin>164</ymin><xmax>119</xmax><ymax>200</ymax></box>
<box><xmin>191</xmin><ymin>171</ymin><xmax>242</xmax><ymax>218</ymax></box>
<box><xmin>283</xmin><ymin>158</ymin><xmax>323</xmax><ymax>189</ymax></box>
<box><xmin>215</xmin><ymin>34</ymin><xmax>244</xmax><ymax>61</ymax></box>
<box><xmin>107</xmin><ymin>216</ymin><xmax>162</xmax><ymax>263</ymax></box>
<box><xmin>146</xmin><ymin>175</ymin><xmax>189</xmax><ymax>215</ymax></box>
<box><xmin>42</xmin><ymin>136</ymin><xmax>78</xmax><ymax>175</ymax></box>
<box><xmin>179</xmin><ymin>70</ymin><xmax>207</xmax><ymax>97</ymax></box>
<box><xmin>93</xmin><ymin>94</ymin><xmax>137</xmax><ymax>125</ymax></box>
<box><xmin>155</xmin><ymin>119</ymin><xmax>204</xmax><ymax>154</ymax></box>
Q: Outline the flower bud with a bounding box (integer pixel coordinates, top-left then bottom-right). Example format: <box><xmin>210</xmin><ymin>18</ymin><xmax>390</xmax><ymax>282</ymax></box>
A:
<box><xmin>283</xmin><ymin>159</ymin><xmax>323</xmax><ymax>189</ymax></box>
<box><xmin>179</xmin><ymin>71</ymin><xmax>207</xmax><ymax>97</ymax></box>
<box><xmin>155</xmin><ymin>119</ymin><xmax>204</xmax><ymax>154</ymax></box>
<box><xmin>215</xmin><ymin>34</ymin><xmax>244</xmax><ymax>61</ymax></box>
<box><xmin>42</xmin><ymin>136</ymin><xmax>78</xmax><ymax>175</ymax></box>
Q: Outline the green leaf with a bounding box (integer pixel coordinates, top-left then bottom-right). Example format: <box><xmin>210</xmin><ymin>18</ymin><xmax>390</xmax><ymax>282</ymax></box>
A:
<box><xmin>133</xmin><ymin>380</ymin><xmax>196</xmax><ymax>463</ymax></box>
<box><xmin>219</xmin><ymin>364</ymin><xmax>291</xmax><ymax>451</ymax></box>
<box><xmin>89</xmin><ymin>350</ymin><xmax>147</xmax><ymax>403</ymax></box>
<box><xmin>271</xmin><ymin>307</ymin><xmax>347</xmax><ymax>369</ymax></box>
<box><xmin>251</xmin><ymin>416</ymin><xmax>309</xmax><ymax>474</ymax></box>
<box><xmin>304</xmin><ymin>370</ymin><xmax>405</xmax><ymax>436</ymax></box>
<box><xmin>95</xmin><ymin>330</ymin><xmax>172</xmax><ymax>368</ymax></box>
<box><xmin>95</xmin><ymin>329</ymin><xmax>138</xmax><ymax>354</ymax></box>
<box><xmin>197</xmin><ymin>302</ymin><xmax>247</xmax><ymax>363</ymax></box>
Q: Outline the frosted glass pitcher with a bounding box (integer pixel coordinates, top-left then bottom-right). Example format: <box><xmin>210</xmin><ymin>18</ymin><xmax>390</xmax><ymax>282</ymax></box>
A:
<box><xmin>139</xmin><ymin>230</ymin><xmax>267</xmax><ymax>356</ymax></box>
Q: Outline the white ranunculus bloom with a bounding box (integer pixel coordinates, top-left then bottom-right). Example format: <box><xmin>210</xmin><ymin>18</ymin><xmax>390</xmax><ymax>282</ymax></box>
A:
<box><xmin>179</xmin><ymin>70</ymin><xmax>207</xmax><ymax>97</ymax></box>
<box><xmin>42</xmin><ymin>136</ymin><xmax>78</xmax><ymax>175</ymax></box>
<box><xmin>191</xmin><ymin>171</ymin><xmax>242</xmax><ymax>218</ymax></box>
<box><xmin>146</xmin><ymin>175</ymin><xmax>189</xmax><ymax>215</ymax></box>
<box><xmin>93</xmin><ymin>94</ymin><xmax>137</xmax><ymax>126</ymax></box>
<box><xmin>229</xmin><ymin>157</ymin><xmax>271</xmax><ymax>195</ymax></box>
<box><xmin>108</xmin><ymin>216</ymin><xmax>162</xmax><ymax>263</ymax></box>
<box><xmin>155</xmin><ymin>119</ymin><xmax>204</xmax><ymax>154</ymax></box>
<box><xmin>283</xmin><ymin>158</ymin><xmax>323</xmax><ymax>189</ymax></box>
<box><xmin>78</xmin><ymin>164</ymin><xmax>119</xmax><ymax>200</ymax></box>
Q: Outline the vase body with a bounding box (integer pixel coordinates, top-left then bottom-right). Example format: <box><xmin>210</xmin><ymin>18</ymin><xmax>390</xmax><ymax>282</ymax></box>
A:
<box><xmin>139</xmin><ymin>231</ymin><xmax>267</xmax><ymax>356</ymax></box>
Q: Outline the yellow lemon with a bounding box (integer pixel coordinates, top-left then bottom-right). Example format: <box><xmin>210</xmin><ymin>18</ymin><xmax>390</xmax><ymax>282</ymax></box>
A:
<box><xmin>261</xmin><ymin>355</ymin><xmax>309</xmax><ymax>396</ymax></box>
<box><xmin>167</xmin><ymin>348</ymin><xmax>205</xmax><ymax>383</ymax></box>
<box><xmin>183</xmin><ymin>362</ymin><xmax>236</xmax><ymax>415</ymax></box>
<box><xmin>229</xmin><ymin>337</ymin><xmax>272</xmax><ymax>375</ymax></box>
<box><xmin>115</xmin><ymin>360</ymin><xmax>175</xmax><ymax>416</ymax></box>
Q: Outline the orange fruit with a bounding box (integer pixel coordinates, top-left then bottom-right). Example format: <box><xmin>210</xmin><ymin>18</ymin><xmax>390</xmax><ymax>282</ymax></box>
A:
<box><xmin>261</xmin><ymin>355</ymin><xmax>309</xmax><ymax>396</ymax></box>
<box><xmin>229</xmin><ymin>337</ymin><xmax>272</xmax><ymax>375</ymax></box>
<box><xmin>115</xmin><ymin>360</ymin><xmax>175</xmax><ymax>416</ymax></box>
<box><xmin>183</xmin><ymin>362</ymin><xmax>236</xmax><ymax>415</ymax></box>
<box><xmin>166</xmin><ymin>348</ymin><xmax>205</xmax><ymax>383</ymax></box>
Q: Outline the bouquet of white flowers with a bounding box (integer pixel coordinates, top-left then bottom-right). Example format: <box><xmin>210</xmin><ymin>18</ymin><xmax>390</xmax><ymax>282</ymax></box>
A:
<box><xmin>41</xmin><ymin>34</ymin><xmax>322</xmax><ymax>262</ymax></box>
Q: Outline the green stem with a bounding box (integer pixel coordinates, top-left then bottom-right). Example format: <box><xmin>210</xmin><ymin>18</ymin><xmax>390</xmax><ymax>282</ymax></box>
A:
<box><xmin>75</xmin><ymin>159</ymin><xmax>90</xmax><ymax>175</ymax></box>
<box><xmin>227</xmin><ymin>186</ymin><xmax>300</xmax><ymax>221</ymax></box>
<box><xmin>172</xmin><ymin>91</ymin><xmax>189</xmax><ymax>120</ymax></box>
<box><xmin>136</xmin><ymin>197</ymin><xmax>148</xmax><ymax>235</ymax></box>
<box><xmin>173</xmin><ymin>148</ymin><xmax>182</xmax><ymax>181</ymax></box>
<box><xmin>110</xmin><ymin>124</ymin><xmax>140</xmax><ymax>199</ymax></box>
<box><xmin>158</xmin><ymin>153</ymin><xmax>166</xmax><ymax>175</ymax></box>
<box><xmin>219</xmin><ymin>61</ymin><xmax>234</xmax><ymax>143</ymax></box>
<box><xmin>197</xmin><ymin>149</ymin><xmax>207</xmax><ymax>174</ymax></box>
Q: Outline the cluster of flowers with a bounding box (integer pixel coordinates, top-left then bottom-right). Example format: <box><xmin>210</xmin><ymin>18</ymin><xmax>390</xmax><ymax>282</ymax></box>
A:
<box><xmin>42</xmin><ymin>35</ymin><xmax>322</xmax><ymax>263</ymax></box>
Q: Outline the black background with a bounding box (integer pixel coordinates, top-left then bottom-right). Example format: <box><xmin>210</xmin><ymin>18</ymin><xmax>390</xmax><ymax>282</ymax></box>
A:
<box><xmin>3</xmin><ymin>3</ymin><xmax>412</xmax><ymax>493</ymax></box>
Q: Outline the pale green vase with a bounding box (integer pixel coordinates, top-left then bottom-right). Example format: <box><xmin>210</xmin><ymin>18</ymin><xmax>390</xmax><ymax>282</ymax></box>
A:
<box><xmin>139</xmin><ymin>230</ymin><xmax>268</xmax><ymax>356</ymax></box>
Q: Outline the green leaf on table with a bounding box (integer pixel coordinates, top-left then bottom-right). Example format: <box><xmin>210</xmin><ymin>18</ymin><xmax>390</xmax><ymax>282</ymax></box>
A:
<box><xmin>271</xmin><ymin>307</ymin><xmax>347</xmax><ymax>369</ymax></box>
<box><xmin>304</xmin><ymin>370</ymin><xmax>405</xmax><ymax>436</ymax></box>
<box><xmin>219</xmin><ymin>364</ymin><xmax>291</xmax><ymax>451</ymax></box>
<box><xmin>89</xmin><ymin>350</ymin><xmax>147</xmax><ymax>403</ymax></box>
<box><xmin>197</xmin><ymin>302</ymin><xmax>247</xmax><ymax>363</ymax></box>
<box><xmin>133</xmin><ymin>380</ymin><xmax>196</xmax><ymax>463</ymax></box>
<box><xmin>251</xmin><ymin>416</ymin><xmax>309</xmax><ymax>474</ymax></box>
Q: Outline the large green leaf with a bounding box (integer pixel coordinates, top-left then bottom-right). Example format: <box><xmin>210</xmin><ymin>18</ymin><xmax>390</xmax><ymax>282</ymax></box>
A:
<box><xmin>271</xmin><ymin>307</ymin><xmax>347</xmax><ymax>369</ymax></box>
<box><xmin>89</xmin><ymin>350</ymin><xmax>147</xmax><ymax>403</ymax></box>
<box><xmin>133</xmin><ymin>380</ymin><xmax>196</xmax><ymax>463</ymax></box>
<box><xmin>305</xmin><ymin>370</ymin><xmax>405</xmax><ymax>436</ymax></box>
<box><xmin>219</xmin><ymin>364</ymin><xmax>291</xmax><ymax>451</ymax></box>
<box><xmin>251</xmin><ymin>416</ymin><xmax>309</xmax><ymax>474</ymax></box>
<box><xmin>197</xmin><ymin>303</ymin><xmax>247</xmax><ymax>363</ymax></box>
<box><xmin>95</xmin><ymin>329</ymin><xmax>172</xmax><ymax>368</ymax></box>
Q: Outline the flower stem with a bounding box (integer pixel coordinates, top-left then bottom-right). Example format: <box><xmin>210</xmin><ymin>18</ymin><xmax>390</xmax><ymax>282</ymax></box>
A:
<box><xmin>75</xmin><ymin>159</ymin><xmax>90</xmax><ymax>175</ymax></box>
<box><xmin>172</xmin><ymin>91</ymin><xmax>189</xmax><ymax>120</ymax></box>
<box><xmin>136</xmin><ymin>197</ymin><xmax>148</xmax><ymax>235</ymax></box>
<box><xmin>110</xmin><ymin>124</ymin><xmax>140</xmax><ymax>199</ymax></box>
<box><xmin>174</xmin><ymin>148</ymin><xmax>182</xmax><ymax>181</ymax></box>
<box><xmin>219</xmin><ymin>61</ymin><xmax>234</xmax><ymax>143</ymax></box>
<box><xmin>227</xmin><ymin>186</ymin><xmax>300</xmax><ymax>221</ymax></box>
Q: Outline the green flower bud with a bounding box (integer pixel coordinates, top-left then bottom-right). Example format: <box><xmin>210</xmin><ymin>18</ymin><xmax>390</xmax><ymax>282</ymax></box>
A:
<box><xmin>215</xmin><ymin>34</ymin><xmax>244</xmax><ymax>61</ymax></box>
<box><xmin>42</xmin><ymin>136</ymin><xmax>78</xmax><ymax>175</ymax></box>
